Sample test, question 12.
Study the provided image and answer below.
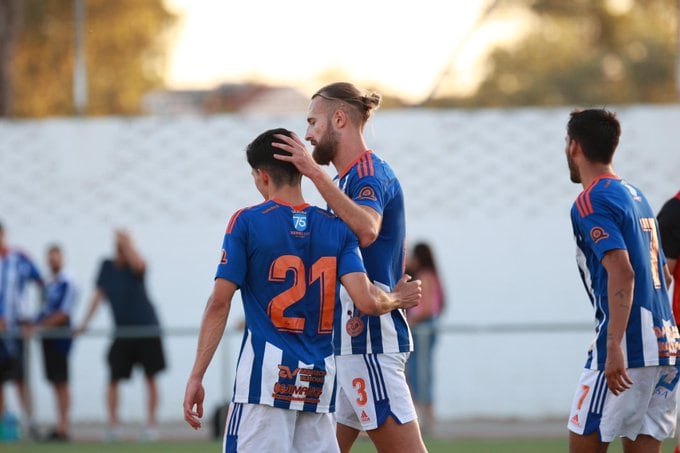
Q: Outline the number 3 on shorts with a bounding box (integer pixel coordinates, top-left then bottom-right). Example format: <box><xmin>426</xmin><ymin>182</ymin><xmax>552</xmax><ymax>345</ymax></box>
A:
<box><xmin>352</xmin><ymin>378</ymin><xmax>368</xmax><ymax>406</ymax></box>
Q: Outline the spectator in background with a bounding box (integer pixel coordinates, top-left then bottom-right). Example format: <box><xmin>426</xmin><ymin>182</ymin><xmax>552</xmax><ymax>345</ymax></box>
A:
<box><xmin>406</xmin><ymin>242</ymin><xmax>445</xmax><ymax>432</ymax></box>
<box><xmin>25</xmin><ymin>244</ymin><xmax>77</xmax><ymax>441</ymax></box>
<box><xmin>77</xmin><ymin>230</ymin><xmax>165</xmax><ymax>442</ymax></box>
<box><xmin>0</xmin><ymin>221</ymin><xmax>43</xmax><ymax>439</ymax></box>
<box><xmin>657</xmin><ymin>190</ymin><xmax>680</xmax><ymax>453</ymax></box>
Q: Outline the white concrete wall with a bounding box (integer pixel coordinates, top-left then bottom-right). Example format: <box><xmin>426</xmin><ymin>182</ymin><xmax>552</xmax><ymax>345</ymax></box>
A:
<box><xmin>0</xmin><ymin>106</ymin><xmax>678</xmax><ymax>424</ymax></box>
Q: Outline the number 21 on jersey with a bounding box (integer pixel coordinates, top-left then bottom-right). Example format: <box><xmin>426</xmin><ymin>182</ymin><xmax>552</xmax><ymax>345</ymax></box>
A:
<box><xmin>268</xmin><ymin>255</ymin><xmax>337</xmax><ymax>334</ymax></box>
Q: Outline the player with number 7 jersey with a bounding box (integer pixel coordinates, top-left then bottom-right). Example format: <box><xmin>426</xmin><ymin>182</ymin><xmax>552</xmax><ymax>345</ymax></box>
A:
<box><xmin>570</xmin><ymin>175</ymin><xmax>680</xmax><ymax>370</ymax></box>
<box><xmin>564</xmin><ymin>109</ymin><xmax>680</xmax><ymax>450</ymax></box>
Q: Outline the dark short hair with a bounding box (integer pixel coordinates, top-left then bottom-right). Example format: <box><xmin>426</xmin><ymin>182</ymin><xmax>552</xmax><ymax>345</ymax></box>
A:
<box><xmin>47</xmin><ymin>243</ymin><xmax>62</xmax><ymax>254</ymax></box>
<box><xmin>246</xmin><ymin>128</ymin><xmax>300</xmax><ymax>186</ymax></box>
<box><xmin>567</xmin><ymin>109</ymin><xmax>621</xmax><ymax>165</ymax></box>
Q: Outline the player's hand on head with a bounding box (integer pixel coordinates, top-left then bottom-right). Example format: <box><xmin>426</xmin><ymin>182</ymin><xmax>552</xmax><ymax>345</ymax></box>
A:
<box><xmin>183</xmin><ymin>378</ymin><xmax>205</xmax><ymax>430</ymax></box>
<box><xmin>394</xmin><ymin>274</ymin><xmax>422</xmax><ymax>308</ymax></box>
<box><xmin>272</xmin><ymin>132</ymin><xmax>319</xmax><ymax>177</ymax></box>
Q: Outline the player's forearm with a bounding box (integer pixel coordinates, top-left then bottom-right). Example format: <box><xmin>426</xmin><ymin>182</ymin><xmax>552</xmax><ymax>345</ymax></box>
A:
<box><xmin>606</xmin><ymin>270</ymin><xmax>635</xmax><ymax>347</ymax></box>
<box><xmin>190</xmin><ymin>295</ymin><xmax>231</xmax><ymax>380</ymax></box>
<box><xmin>309</xmin><ymin>172</ymin><xmax>379</xmax><ymax>247</ymax></box>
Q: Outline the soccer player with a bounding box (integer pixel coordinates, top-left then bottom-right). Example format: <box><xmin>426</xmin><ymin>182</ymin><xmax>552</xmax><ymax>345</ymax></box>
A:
<box><xmin>657</xmin><ymin>190</ymin><xmax>680</xmax><ymax>453</ymax></box>
<box><xmin>27</xmin><ymin>244</ymin><xmax>78</xmax><ymax>441</ymax></box>
<box><xmin>0</xmin><ymin>221</ymin><xmax>43</xmax><ymax>438</ymax></box>
<box><xmin>273</xmin><ymin>82</ymin><xmax>426</xmax><ymax>453</ymax></box>
<box><xmin>182</xmin><ymin>128</ymin><xmax>421</xmax><ymax>453</ymax></box>
<box><xmin>564</xmin><ymin>109</ymin><xmax>680</xmax><ymax>453</ymax></box>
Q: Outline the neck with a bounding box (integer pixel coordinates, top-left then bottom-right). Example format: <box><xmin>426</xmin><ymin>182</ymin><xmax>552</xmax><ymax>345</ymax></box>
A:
<box><xmin>268</xmin><ymin>185</ymin><xmax>306</xmax><ymax>206</ymax></box>
<box><xmin>579</xmin><ymin>163</ymin><xmax>616</xmax><ymax>189</ymax></box>
<box><xmin>332</xmin><ymin>131</ymin><xmax>369</xmax><ymax>173</ymax></box>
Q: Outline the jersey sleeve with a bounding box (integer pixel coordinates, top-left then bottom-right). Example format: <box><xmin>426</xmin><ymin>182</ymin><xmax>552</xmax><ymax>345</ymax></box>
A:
<box><xmin>346</xmin><ymin>172</ymin><xmax>386</xmax><ymax>216</ymax></box>
<box><xmin>215</xmin><ymin>210</ymin><xmax>249</xmax><ymax>287</ymax></box>
<box><xmin>658</xmin><ymin>199</ymin><xmax>680</xmax><ymax>259</ymax></box>
<box><xmin>576</xmin><ymin>191</ymin><xmax>626</xmax><ymax>262</ymax></box>
<box><xmin>337</xmin><ymin>225</ymin><xmax>366</xmax><ymax>278</ymax></box>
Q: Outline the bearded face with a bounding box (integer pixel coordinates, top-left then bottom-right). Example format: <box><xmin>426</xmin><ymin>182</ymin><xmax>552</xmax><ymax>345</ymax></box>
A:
<box><xmin>565</xmin><ymin>138</ymin><xmax>581</xmax><ymax>183</ymax></box>
<box><xmin>312</xmin><ymin>126</ymin><xmax>340</xmax><ymax>166</ymax></box>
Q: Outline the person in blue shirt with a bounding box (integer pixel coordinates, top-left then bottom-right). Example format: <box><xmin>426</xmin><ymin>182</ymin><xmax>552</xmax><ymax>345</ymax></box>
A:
<box><xmin>183</xmin><ymin>128</ymin><xmax>421</xmax><ymax>453</ymax></box>
<box><xmin>273</xmin><ymin>83</ymin><xmax>426</xmax><ymax>453</ymax></box>
<box><xmin>564</xmin><ymin>109</ymin><xmax>680</xmax><ymax>453</ymax></box>
<box><xmin>26</xmin><ymin>244</ymin><xmax>77</xmax><ymax>441</ymax></box>
<box><xmin>0</xmin><ymin>221</ymin><xmax>43</xmax><ymax>438</ymax></box>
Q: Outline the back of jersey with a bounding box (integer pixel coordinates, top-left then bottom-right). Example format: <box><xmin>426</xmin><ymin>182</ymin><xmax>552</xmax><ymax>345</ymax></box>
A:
<box><xmin>571</xmin><ymin>176</ymin><xmax>679</xmax><ymax>369</ymax></box>
<box><xmin>216</xmin><ymin>200</ymin><xmax>364</xmax><ymax>413</ymax></box>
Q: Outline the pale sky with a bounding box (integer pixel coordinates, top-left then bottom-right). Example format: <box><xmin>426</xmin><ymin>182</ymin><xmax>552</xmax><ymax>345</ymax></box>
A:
<box><xmin>164</xmin><ymin>0</ymin><xmax>522</xmax><ymax>103</ymax></box>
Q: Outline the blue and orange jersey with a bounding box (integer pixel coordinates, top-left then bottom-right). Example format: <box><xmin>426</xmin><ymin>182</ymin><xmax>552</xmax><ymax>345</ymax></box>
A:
<box><xmin>0</xmin><ymin>249</ymin><xmax>43</xmax><ymax>325</ymax></box>
<box><xmin>332</xmin><ymin>150</ymin><xmax>412</xmax><ymax>355</ymax></box>
<box><xmin>216</xmin><ymin>199</ymin><xmax>365</xmax><ymax>413</ymax></box>
<box><xmin>571</xmin><ymin>174</ymin><xmax>679</xmax><ymax>370</ymax></box>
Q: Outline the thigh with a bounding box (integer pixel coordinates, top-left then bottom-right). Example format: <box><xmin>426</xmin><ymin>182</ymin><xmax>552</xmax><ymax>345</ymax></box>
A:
<box><xmin>335</xmin><ymin>353</ymin><xmax>417</xmax><ymax>432</ymax></box>
<box><xmin>293</xmin><ymin>412</ymin><xmax>339</xmax><ymax>453</ymax></box>
<box><xmin>139</xmin><ymin>337</ymin><xmax>166</xmax><ymax>377</ymax></box>
<box><xmin>41</xmin><ymin>339</ymin><xmax>69</xmax><ymax>383</ymax></box>
<box><xmin>223</xmin><ymin>403</ymin><xmax>295</xmax><ymax>453</ymax></box>
<box><xmin>107</xmin><ymin>339</ymin><xmax>134</xmax><ymax>381</ymax></box>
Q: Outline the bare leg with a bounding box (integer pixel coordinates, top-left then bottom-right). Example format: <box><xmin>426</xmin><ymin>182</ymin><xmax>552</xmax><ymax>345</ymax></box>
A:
<box><xmin>622</xmin><ymin>434</ymin><xmax>662</xmax><ymax>453</ymax></box>
<box><xmin>145</xmin><ymin>375</ymin><xmax>158</xmax><ymax>427</ymax></box>
<box><xmin>15</xmin><ymin>379</ymin><xmax>33</xmax><ymax>421</ymax></box>
<box><xmin>569</xmin><ymin>431</ymin><xmax>609</xmax><ymax>453</ymax></box>
<box><xmin>337</xmin><ymin>423</ymin><xmax>360</xmax><ymax>453</ymax></box>
<box><xmin>365</xmin><ymin>416</ymin><xmax>426</xmax><ymax>453</ymax></box>
<box><xmin>107</xmin><ymin>381</ymin><xmax>119</xmax><ymax>428</ymax></box>
<box><xmin>53</xmin><ymin>382</ymin><xmax>69</xmax><ymax>435</ymax></box>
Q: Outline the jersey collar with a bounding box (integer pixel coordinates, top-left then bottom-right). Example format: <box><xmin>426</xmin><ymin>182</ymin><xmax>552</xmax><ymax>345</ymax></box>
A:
<box><xmin>338</xmin><ymin>150</ymin><xmax>372</xmax><ymax>180</ymax></box>
<box><xmin>271</xmin><ymin>198</ymin><xmax>310</xmax><ymax>212</ymax></box>
<box><xmin>585</xmin><ymin>172</ymin><xmax>620</xmax><ymax>191</ymax></box>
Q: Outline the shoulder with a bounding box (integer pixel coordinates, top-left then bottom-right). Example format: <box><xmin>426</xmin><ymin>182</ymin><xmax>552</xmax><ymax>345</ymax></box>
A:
<box><xmin>574</xmin><ymin>177</ymin><xmax>626</xmax><ymax>219</ymax></box>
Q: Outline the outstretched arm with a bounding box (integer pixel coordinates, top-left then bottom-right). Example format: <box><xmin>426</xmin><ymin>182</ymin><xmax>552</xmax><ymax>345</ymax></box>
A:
<box><xmin>184</xmin><ymin>278</ymin><xmax>236</xmax><ymax>430</ymax></box>
<box><xmin>75</xmin><ymin>289</ymin><xmax>104</xmax><ymax>334</ymax></box>
<box><xmin>272</xmin><ymin>133</ymin><xmax>381</xmax><ymax>247</ymax></box>
<box><xmin>341</xmin><ymin>273</ymin><xmax>421</xmax><ymax>316</ymax></box>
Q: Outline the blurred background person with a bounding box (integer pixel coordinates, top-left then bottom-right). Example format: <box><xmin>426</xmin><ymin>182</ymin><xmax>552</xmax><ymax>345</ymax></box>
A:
<box><xmin>0</xmin><ymin>221</ymin><xmax>43</xmax><ymax>439</ymax></box>
<box><xmin>25</xmin><ymin>244</ymin><xmax>77</xmax><ymax>442</ymax></box>
<box><xmin>77</xmin><ymin>230</ymin><xmax>166</xmax><ymax>442</ymax></box>
<box><xmin>405</xmin><ymin>241</ymin><xmax>446</xmax><ymax>433</ymax></box>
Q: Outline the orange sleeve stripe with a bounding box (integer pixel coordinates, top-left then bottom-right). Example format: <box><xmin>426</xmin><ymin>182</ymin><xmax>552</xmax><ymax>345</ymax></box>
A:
<box><xmin>226</xmin><ymin>208</ymin><xmax>245</xmax><ymax>234</ymax></box>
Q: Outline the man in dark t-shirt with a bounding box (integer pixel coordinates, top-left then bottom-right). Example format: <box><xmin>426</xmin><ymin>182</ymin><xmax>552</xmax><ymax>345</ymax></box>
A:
<box><xmin>78</xmin><ymin>230</ymin><xmax>165</xmax><ymax>442</ymax></box>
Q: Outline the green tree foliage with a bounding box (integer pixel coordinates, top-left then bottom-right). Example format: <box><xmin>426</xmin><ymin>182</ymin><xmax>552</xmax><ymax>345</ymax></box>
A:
<box><xmin>434</xmin><ymin>0</ymin><xmax>677</xmax><ymax>107</ymax></box>
<box><xmin>8</xmin><ymin>0</ymin><xmax>176</xmax><ymax>117</ymax></box>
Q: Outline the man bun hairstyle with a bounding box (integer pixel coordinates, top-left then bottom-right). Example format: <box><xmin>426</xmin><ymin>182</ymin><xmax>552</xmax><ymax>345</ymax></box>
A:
<box><xmin>312</xmin><ymin>82</ymin><xmax>381</xmax><ymax>127</ymax></box>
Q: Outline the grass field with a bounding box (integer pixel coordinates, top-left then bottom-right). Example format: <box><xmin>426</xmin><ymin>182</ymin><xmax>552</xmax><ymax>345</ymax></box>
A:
<box><xmin>1</xmin><ymin>438</ymin><xmax>677</xmax><ymax>453</ymax></box>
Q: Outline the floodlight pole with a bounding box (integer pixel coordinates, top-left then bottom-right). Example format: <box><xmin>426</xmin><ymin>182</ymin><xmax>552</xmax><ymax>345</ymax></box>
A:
<box><xmin>73</xmin><ymin>0</ymin><xmax>87</xmax><ymax>115</ymax></box>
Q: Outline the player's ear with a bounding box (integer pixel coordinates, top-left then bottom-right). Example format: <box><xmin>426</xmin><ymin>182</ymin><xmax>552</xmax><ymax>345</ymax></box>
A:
<box><xmin>333</xmin><ymin>108</ymin><xmax>347</xmax><ymax>128</ymax></box>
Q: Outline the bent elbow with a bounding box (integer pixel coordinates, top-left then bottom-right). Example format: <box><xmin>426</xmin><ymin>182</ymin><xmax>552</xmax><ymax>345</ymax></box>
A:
<box><xmin>357</xmin><ymin>228</ymin><xmax>379</xmax><ymax>248</ymax></box>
